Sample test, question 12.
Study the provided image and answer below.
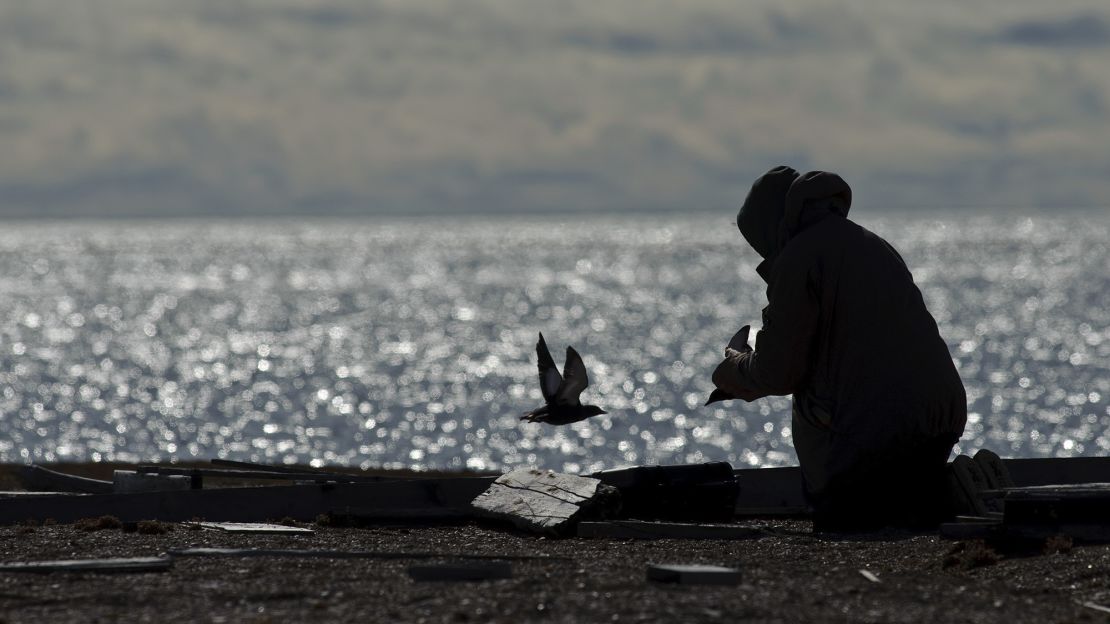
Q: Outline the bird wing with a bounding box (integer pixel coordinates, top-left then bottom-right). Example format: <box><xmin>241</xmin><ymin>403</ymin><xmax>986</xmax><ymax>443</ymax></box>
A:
<box><xmin>555</xmin><ymin>346</ymin><xmax>589</xmax><ymax>406</ymax></box>
<box><xmin>536</xmin><ymin>333</ymin><xmax>562</xmax><ymax>404</ymax></box>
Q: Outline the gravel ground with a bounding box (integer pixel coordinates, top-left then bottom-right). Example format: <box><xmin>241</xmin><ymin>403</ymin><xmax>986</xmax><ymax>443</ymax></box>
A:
<box><xmin>1</xmin><ymin>518</ymin><xmax>1110</xmax><ymax>624</ymax></box>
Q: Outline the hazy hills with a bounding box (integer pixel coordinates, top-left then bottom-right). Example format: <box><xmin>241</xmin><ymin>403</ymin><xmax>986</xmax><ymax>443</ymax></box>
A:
<box><xmin>1</xmin><ymin>0</ymin><xmax>1108</xmax><ymax>217</ymax></box>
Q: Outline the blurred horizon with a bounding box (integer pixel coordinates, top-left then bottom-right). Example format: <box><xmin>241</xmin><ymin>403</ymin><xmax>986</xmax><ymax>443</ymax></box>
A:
<box><xmin>2</xmin><ymin>0</ymin><xmax>1109</xmax><ymax>218</ymax></box>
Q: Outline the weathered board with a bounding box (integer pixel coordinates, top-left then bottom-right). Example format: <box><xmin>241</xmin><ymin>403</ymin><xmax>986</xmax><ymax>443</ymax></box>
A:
<box><xmin>0</xmin><ymin>557</ymin><xmax>172</xmax><ymax>574</ymax></box>
<box><xmin>471</xmin><ymin>469</ymin><xmax>619</xmax><ymax>535</ymax></box>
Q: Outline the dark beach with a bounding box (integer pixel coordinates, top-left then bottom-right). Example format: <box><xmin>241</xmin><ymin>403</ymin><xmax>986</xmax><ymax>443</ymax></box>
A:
<box><xmin>2</xmin><ymin>464</ymin><xmax>1109</xmax><ymax>623</ymax></box>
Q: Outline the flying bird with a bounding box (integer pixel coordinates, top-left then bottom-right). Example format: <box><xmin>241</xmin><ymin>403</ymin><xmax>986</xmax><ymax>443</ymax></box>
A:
<box><xmin>705</xmin><ymin>325</ymin><xmax>752</xmax><ymax>405</ymax></box>
<box><xmin>521</xmin><ymin>333</ymin><xmax>607</xmax><ymax>425</ymax></box>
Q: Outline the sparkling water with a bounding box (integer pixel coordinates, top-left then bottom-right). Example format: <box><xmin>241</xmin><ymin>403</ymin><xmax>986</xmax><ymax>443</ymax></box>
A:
<box><xmin>0</xmin><ymin>214</ymin><xmax>1107</xmax><ymax>473</ymax></box>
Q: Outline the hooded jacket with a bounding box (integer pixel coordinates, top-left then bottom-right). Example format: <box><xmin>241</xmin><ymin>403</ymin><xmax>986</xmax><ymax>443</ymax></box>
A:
<box><xmin>733</xmin><ymin>168</ymin><xmax>967</xmax><ymax>495</ymax></box>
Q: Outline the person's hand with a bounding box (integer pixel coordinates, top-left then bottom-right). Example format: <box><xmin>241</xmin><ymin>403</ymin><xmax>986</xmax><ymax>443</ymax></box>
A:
<box><xmin>711</xmin><ymin>348</ymin><xmax>760</xmax><ymax>401</ymax></box>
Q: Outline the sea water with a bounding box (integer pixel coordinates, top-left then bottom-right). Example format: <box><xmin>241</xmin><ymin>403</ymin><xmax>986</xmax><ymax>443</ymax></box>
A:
<box><xmin>0</xmin><ymin>214</ymin><xmax>1107</xmax><ymax>473</ymax></box>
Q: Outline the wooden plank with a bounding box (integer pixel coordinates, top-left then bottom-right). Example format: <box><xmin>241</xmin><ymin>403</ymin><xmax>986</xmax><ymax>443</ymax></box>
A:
<box><xmin>723</xmin><ymin>457</ymin><xmax>1110</xmax><ymax>517</ymax></box>
<box><xmin>0</xmin><ymin>557</ymin><xmax>171</xmax><ymax>574</ymax></box>
<box><xmin>577</xmin><ymin>520</ymin><xmax>761</xmax><ymax>540</ymax></box>
<box><xmin>136</xmin><ymin>466</ymin><xmax>394</xmax><ymax>484</ymax></box>
<box><xmin>731</xmin><ymin>466</ymin><xmax>808</xmax><ymax>515</ymax></box>
<box><xmin>207</xmin><ymin>459</ymin><xmax>433</xmax><ymax>481</ymax></box>
<box><xmin>646</xmin><ymin>564</ymin><xmax>741</xmax><ymax>585</ymax></box>
<box><xmin>190</xmin><ymin>522</ymin><xmax>315</xmax><ymax>534</ymax></box>
<box><xmin>470</xmin><ymin>469</ymin><xmax>619</xmax><ymax>535</ymax></box>
<box><xmin>407</xmin><ymin>561</ymin><xmax>512</xmax><ymax>582</ymax></box>
<box><xmin>1005</xmin><ymin>457</ymin><xmax>1110</xmax><ymax>487</ymax></box>
<box><xmin>1002</xmin><ymin>487</ymin><xmax>1110</xmax><ymax>543</ymax></box>
<box><xmin>590</xmin><ymin>462</ymin><xmax>738</xmax><ymax>522</ymax></box>
<box><xmin>210</xmin><ymin>458</ymin><xmax>344</xmax><ymax>475</ymax></box>
<box><xmin>17</xmin><ymin>465</ymin><xmax>113</xmax><ymax>494</ymax></box>
<box><xmin>0</xmin><ymin>477</ymin><xmax>494</xmax><ymax>525</ymax></box>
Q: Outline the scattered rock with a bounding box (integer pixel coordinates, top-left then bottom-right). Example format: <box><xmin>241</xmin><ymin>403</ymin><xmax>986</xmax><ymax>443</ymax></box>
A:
<box><xmin>1043</xmin><ymin>535</ymin><xmax>1073</xmax><ymax>555</ymax></box>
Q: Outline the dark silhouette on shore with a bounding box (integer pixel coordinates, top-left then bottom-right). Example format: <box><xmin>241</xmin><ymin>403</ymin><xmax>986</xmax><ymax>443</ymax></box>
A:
<box><xmin>521</xmin><ymin>333</ymin><xmax>606</xmax><ymax>425</ymax></box>
<box><xmin>709</xmin><ymin>166</ymin><xmax>967</xmax><ymax>531</ymax></box>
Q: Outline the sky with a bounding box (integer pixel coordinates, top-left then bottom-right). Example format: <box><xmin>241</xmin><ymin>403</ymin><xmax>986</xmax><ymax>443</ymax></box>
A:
<box><xmin>1</xmin><ymin>0</ymin><xmax>1109</xmax><ymax>217</ymax></box>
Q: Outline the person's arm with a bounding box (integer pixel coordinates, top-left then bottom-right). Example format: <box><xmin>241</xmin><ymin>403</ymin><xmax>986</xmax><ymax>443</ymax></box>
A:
<box><xmin>712</xmin><ymin>254</ymin><xmax>820</xmax><ymax>399</ymax></box>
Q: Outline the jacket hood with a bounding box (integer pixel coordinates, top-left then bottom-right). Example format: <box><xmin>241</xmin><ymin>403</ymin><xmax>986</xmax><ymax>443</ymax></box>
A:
<box><xmin>737</xmin><ymin>167</ymin><xmax>852</xmax><ymax>283</ymax></box>
<box><xmin>780</xmin><ymin>170</ymin><xmax>852</xmax><ymax>242</ymax></box>
<box><xmin>736</xmin><ymin>165</ymin><xmax>800</xmax><ymax>262</ymax></box>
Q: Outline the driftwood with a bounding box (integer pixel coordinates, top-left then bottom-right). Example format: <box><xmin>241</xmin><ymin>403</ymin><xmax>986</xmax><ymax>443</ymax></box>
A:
<box><xmin>471</xmin><ymin>469</ymin><xmax>619</xmax><ymax>535</ymax></box>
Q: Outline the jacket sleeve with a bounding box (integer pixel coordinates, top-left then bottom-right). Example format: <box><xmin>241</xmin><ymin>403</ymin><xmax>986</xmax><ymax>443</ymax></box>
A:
<box><xmin>736</xmin><ymin>253</ymin><xmax>820</xmax><ymax>397</ymax></box>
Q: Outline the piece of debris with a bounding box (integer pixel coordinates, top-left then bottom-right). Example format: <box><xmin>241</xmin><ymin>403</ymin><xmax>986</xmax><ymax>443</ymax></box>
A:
<box><xmin>646</xmin><ymin>564</ymin><xmax>741</xmax><ymax>586</ymax></box>
<box><xmin>185</xmin><ymin>522</ymin><xmax>316</xmax><ymax>535</ymax></box>
<box><xmin>471</xmin><ymin>469</ymin><xmax>619</xmax><ymax>535</ymax></box>
<box><xmin>859</xmin><ymin>569</ymin><xmax>880</xmax><ymax>583</ymax></box>
<box><xmin>1081</xmin><ymin>601</ymin><xmax>1110</xmax><ymax>615</ymax></box>
<box><xmin>0</xmin><ymin>557</ymin><xmax>172</xmax><ymax>574</ymax></box>
<box><xmin>942</xmin><ymin>540</ymin><xmax>1001</xmax><ymax>570</ymax></box>
<box><xmin>577</xmin><ymin>520</ymin><xmax>760</xmax><ymax>540</ymax></box>
<box><xmin>407</xmin><ymin>561</ymin><xmax>513</xmax><ymax>582</ymax></box>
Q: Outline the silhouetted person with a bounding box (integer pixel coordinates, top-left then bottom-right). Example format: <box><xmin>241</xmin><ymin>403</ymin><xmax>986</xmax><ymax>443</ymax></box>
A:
<box><xmin>711</xmin><ymin>166</ymin><xmax>967</xmax><ymax>531</ymax></box>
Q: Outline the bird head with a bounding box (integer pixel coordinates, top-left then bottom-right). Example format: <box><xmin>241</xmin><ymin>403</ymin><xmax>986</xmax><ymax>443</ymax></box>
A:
<box><xmin>585</xmin><ymin>405</ymin><xmax>607</xmax><ymax>417</ymax></box>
